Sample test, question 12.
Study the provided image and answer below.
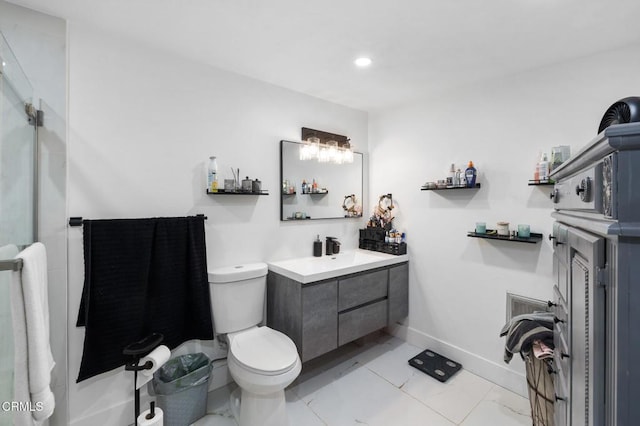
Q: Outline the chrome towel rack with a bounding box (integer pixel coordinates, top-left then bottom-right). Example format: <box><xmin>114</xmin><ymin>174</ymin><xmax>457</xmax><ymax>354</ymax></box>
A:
<box><xmin>0</xmin><ymin>258</ymin><xmax>23</xmax><ymax>271</ymax></box>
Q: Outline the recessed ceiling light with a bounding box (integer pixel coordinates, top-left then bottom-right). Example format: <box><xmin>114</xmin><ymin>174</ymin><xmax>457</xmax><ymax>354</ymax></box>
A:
<box><xmin>354</xmin><ymin>57</ymin><xmax>372</xmax><ymax>67</ymax></box>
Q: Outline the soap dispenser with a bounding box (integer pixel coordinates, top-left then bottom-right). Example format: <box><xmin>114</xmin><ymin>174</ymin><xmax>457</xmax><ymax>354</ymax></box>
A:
<box><xmin>313</xmin><ymin>235</ymin><xmax>322</xmax><ymax>257</ymax></box>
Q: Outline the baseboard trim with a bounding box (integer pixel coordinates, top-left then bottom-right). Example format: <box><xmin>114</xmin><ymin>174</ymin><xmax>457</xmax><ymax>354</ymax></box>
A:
<box><xmin>387</xmin><ymin>324</ymin><xmax>528</xmax><ymax>398</ymax></box>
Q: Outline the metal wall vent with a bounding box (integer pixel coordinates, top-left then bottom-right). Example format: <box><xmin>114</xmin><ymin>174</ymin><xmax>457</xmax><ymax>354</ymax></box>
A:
<box><xmin>506</xmin><ymin>293</ymin><xmax>550</xmax><ymax>321</ymax></box>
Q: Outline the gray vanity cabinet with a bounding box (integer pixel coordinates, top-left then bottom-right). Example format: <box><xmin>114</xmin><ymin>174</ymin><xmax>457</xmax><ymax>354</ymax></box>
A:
<box><xmin>267</xmin><ymin>261</ymin><xmax>408</xmax><ymax>362</ymax></box>
<box><xmin>266</xmin><ymin>274</ymin><xmax>338</xmax><ymax>362</ymax></box>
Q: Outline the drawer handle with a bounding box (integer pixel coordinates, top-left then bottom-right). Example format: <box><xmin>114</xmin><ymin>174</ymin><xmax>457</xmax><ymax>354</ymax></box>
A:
<box><xmin>547</xmin><ymin>300</ymin><xmax>557</xmax><ymax>308</ymax></box>
<box><xmin>553</xmin><ymin>316</ymin><xmax>565</xmax><ymax>324</ymax></box>
<box><xmin>561</xmin><ymin>352</ymin><xmax>570</xmax><ymax>359</ymax></box>
<box><xmin>555</xmin><ymin>394</ymin><xmax>566</xmax><ymax>402</ymax></box>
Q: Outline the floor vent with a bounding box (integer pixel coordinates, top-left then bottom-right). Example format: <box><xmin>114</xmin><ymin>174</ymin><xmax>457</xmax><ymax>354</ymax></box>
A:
<box><xmin>506</xmin><ymin>293</ymin><xmax>550</xmax><ymax>321</ymax></box>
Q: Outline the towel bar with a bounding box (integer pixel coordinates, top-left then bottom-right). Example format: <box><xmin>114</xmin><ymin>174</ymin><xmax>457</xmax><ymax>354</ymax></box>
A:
<box><xmin>0</xmin><ymin>258</ymin><xmax>23</xmax><ymax>271</ymax></box>
<box><xmin>68</xmin><ymin>214</ymin><xmax>208</xmax><ymax>227</ymax></box>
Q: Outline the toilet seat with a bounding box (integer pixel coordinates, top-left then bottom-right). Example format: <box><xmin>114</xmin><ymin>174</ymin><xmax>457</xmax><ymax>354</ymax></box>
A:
<box><xmin>229</xmin><ymin>327</ymin><xmax>299</xmax><ymax>376</ymax></box>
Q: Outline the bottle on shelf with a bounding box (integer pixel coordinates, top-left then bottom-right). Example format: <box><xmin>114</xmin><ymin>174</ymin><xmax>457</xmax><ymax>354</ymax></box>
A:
<box><xmin>456</xmin><ymin>169</ymin><xmax>464</xmax><ymax>187</ymax></box>
<box><xmin>207</xmin><ymin>156</ymin><xmax>218</xmax><ymax>192</ymax></box>
<box><xmin>302</xmin><ymin>179</ymin><xmax>307</xmax><ymax>194</ymax></box>
<box><xmin>447</xmin><ymin>163</ymin><xmax>456</xmax><ymax>188</ymax></box>
<box><xmin>537</xmin><ymin>153</ymin><xmax>549</xmax><ymax>182</ymax></box>
<box><xmin>465</xmin><ymin>161</ymin><xmax>477</xmax><ymax>188</ymax></box>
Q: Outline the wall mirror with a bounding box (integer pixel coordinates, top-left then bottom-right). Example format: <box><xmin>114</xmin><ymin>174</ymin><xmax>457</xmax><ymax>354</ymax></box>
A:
<box><xmin>280</xmin><ymin>140</ymin><xmax>363</xmax><ymax>221</ymax></box>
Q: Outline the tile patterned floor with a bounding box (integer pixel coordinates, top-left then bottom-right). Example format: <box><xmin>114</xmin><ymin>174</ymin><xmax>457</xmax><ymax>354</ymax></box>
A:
<box><xmin>194</xmin><ymin>334</ymin><xmax>531</xmax><ymax>425</ymax></box>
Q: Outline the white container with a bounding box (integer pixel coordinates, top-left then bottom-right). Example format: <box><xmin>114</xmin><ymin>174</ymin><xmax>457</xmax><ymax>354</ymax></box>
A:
<box><xmin>537</xmin><ymin>153</ymin><xmax>549</xmax><ymax>181</ymax></box>
<box><xmin>207</xmin><ymin>156</ymin><xmax>218</xmax><ymax>191</ymax></box>
<box><xmin>497</xmin><ymin>221</ymin><xmax>510</xmax><ymax>236</ymax></box>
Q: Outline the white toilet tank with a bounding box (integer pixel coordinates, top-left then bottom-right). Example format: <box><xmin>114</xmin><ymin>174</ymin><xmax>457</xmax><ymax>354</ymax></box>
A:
<box><xmin>208</xmin><ymin>262</ymin><xmax>268</xmax><ymax>334</ymax></box>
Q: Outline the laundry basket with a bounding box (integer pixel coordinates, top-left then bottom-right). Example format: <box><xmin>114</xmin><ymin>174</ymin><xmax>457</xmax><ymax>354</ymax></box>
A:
<box><xmin>525</xmin><ymin>355</ymin><xmax>554</xmax><ymax>426</ymax></box>
<box><xmin>149</xmin><ymin>353</ymin><xmax>212</xmax><ymax>426</ymax></box>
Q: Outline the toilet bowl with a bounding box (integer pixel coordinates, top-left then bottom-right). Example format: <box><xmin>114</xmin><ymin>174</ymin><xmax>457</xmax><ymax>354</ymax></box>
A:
<box><xmin>226</xmin><ymin>326</ymin><xmax>301</xmax><ymax>426</ymax></box>
<box><xmin>209</xmin><ymin>263</ymin><xmax>301</xmax><ymax>426</ymax></box>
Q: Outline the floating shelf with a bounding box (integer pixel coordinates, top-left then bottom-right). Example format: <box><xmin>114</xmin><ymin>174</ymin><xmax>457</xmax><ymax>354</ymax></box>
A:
<box><xmin>467</xmin><ymin>230</ymin><xmax>543</xmax><ymax>244</ymax></box>
<box><xmin>304</xmin><ymin>191</ymin><xmax>328</xmax><ymax>195</ymax></box>
<box><xmin>528</xmin><ymin>180</ymin><xmax>554</xmax><ymax>186</ymax></box>
<box><xmin>421</xmin><ymin>183</ymin><xmax>481</xmax><ymax>191</ymax></box>
<box><xmin>207</xmin><ymin>189</ymin><xmax>269</xmax><ymax>195</ymax></box>
<box><xmin>284</xmin><ymin>217</ymin><xmax>311</xmax><ymax>221</ymax></box>
<box><xmin>282</xmin><ymin>191</ymin><xmax>297</xmax><ymax>196</ymax></box>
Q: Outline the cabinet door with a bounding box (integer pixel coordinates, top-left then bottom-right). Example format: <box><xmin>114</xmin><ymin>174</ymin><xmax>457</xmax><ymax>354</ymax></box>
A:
<box><xmin>388</xmin><ymin>263</ymin><xmax>409</xmax><ymax>325</ymax></box>
<box><xmin>302</xmin><ymin>280</ymin><xmax>338</xmax><ymax>362</ymax></box>
<box><xmin>568</xmin><ymin>228</ymin><xmax>605</xmax><ymax>426</ymax></box>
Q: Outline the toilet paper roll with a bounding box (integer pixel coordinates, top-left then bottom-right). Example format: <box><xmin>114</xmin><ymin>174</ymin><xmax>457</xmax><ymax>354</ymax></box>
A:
<box><xmin>136</xmin><ymin>345</ymin><xmax>171</xmax><ymax>389</ymax></box>
<box><xmin>137</xmin><ymin>407</ymin><xmax>164</xmax><ymax>426</ymax></box>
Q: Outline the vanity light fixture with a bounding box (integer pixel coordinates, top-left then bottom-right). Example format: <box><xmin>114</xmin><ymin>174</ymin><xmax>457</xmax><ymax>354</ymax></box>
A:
<box><xmin>300</xmin><ymin>138</ymin><xmax>354</xmax><ymax>165</ymax></box>
<box><xmin>354</xmin><ymin>57</ymin><xmax>372</xmax><ymax>67</ymax></box>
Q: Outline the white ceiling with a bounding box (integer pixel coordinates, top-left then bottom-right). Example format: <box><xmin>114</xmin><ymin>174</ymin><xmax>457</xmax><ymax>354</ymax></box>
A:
<box><xmin>8</xmin><ymin>0</ymin><xmax>640</xmax><ymax>111</ymax></box>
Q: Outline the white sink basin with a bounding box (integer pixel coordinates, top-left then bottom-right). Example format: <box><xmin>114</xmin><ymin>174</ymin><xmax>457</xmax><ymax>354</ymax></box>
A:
<box><xmin>267</xmin><ymin>249</ymin><xmax>408</xmax><ymax>283</ymax></box>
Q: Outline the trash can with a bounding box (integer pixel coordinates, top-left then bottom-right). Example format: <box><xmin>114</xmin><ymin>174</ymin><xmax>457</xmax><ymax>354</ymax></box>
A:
<box><xmin>149</xmin><ymin>352</ymin><xmax>212</xmax><ymax>426</ymax></box>
<box><xmin>525</xmin><ymin>355</ymin><xmax>554</xmax><ymax>426</ymax></box>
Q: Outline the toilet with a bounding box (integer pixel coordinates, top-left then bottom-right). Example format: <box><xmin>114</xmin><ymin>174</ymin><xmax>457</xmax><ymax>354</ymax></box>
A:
<box><xmin>209</xmin><ymin>262</ymin><xmax>301</xmax><ymax>426</ymax></box>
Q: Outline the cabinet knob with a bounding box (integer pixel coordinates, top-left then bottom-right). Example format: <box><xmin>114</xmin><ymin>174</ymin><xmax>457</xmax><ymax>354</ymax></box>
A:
<box><xmin>561</xmin><ymin>352</ymin><xmax>570</xmax><ymax>359</ymax></box>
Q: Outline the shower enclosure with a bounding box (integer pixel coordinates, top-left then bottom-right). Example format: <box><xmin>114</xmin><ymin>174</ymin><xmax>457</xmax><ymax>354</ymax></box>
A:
<box><xmin>0</xmin><ymin>31</ymin><xmax>38</xmax><ymax>425</ymax></box>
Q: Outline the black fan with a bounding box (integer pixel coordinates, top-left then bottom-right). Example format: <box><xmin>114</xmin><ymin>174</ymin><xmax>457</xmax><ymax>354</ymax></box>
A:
<box><xmin>598</xmin><ymin>96</ymin><xmax>640</xmax><ymax>133</ymax></box>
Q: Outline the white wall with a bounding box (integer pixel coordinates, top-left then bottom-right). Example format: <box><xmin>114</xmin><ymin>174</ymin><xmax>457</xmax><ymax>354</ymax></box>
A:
<box><xmin>66</xmin><ymin>22</ymin><xmax>368</xmax><ymax>425</ymax></box>
<box><xmin>0</xmin><ymin>2</ymin><xmax>67</xmax><ymax>425</ymax></box>
<box><xmin>369</xmin><ymin>43</ymin><xmax>640</xmax><ymax>395</ymax></box>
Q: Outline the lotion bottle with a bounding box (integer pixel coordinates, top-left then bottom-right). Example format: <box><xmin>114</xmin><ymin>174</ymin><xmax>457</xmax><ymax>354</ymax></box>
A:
<box><xmin>207</xmin><ymin>156</ymin><xmax>218</xmax><ymax>192</ymax></box>
<box><xmin>538</xmin><ymin>153</ymin><xmax>549</xmax><ymax>182</ymax></box>
<box><xmin>465</xmin><ymin>161</ymin><xmax>477</xmax><ymax>188</ymax></box>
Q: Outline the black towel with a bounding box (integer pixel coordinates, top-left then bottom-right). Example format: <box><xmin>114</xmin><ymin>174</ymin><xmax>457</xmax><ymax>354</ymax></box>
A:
<box><xmin>76</xmin><ymin>216</ymin><xmax>214</xmax><ymax>382</ymax></box>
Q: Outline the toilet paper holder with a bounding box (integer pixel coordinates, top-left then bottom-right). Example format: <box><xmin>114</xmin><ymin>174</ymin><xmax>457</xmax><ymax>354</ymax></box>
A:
<box><xmin>124</xmin><ymin>333</ymin><xmax>165</xmax><ymax>426</ymax></box>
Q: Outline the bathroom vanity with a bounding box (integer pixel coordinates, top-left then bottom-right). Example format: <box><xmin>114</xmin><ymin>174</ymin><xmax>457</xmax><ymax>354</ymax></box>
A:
<box><xmin>267</xmin><ymin>250</ymin><xmax>408</xmax><ymax>362</ymax></box>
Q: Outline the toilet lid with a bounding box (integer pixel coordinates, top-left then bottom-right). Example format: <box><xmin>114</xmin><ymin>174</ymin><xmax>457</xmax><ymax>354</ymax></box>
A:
<box><xmin>230</xmin><ymin>327</ymin><xmax>299</xmax><ymax>375</ymax></box>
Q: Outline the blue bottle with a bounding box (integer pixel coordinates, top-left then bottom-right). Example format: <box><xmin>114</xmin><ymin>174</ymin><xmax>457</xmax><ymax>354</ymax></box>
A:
<box><xmin>465</xmin><ymin>161</ymin><xmax>477</xmax><ymax>188</ymax></box>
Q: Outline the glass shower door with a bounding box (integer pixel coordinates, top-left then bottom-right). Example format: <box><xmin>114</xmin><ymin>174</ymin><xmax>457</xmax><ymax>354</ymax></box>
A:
<box><xmin>0</xmin><ymin>32</ymin><xmax>36</xmax><ymax>425</ymax></box>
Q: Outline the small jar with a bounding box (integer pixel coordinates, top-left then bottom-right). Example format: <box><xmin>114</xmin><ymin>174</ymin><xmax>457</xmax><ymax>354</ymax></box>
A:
<box><xmin>496</xmin><ymin>221</ymin><xmax>510</xmax><ymax>236</ymax></box>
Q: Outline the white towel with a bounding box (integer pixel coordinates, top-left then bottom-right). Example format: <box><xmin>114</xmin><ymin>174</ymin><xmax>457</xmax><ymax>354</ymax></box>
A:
<box><xmin>10</xmin><ymin>243</ymin><xmax>55</xmax><ymax>425</ymax></box>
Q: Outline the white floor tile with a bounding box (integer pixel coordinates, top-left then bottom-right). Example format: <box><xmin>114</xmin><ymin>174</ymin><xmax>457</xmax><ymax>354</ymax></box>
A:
<box><xmin>460</xmin><ymin>385</ymin><xmax>531</xmax><ymax>426</ymax></box>
<box><xmin>285</xmin><ymin>391</ymin><xmax>326</xmax><ymax>426</ymax></box>
<box><xmin>401</xmin><ymin>369</ymin><xmax>494</xmax><ymax>424</ymax></box>
<box><xmin>300</xmin><ymin>363</ymin><xmax>454</xmax><ymax>426</ymax></box>
<box><xmin>193</xmin><ymin>384</ymin><xmax>237</xmax><ymax>425</ymax></box>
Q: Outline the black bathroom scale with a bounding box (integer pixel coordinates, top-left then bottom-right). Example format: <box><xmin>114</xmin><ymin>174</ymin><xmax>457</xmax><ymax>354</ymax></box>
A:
<box><xmin>408</xmin><ymin>349</ymin><xmax>462</xmax><ymax>383</ymax></box>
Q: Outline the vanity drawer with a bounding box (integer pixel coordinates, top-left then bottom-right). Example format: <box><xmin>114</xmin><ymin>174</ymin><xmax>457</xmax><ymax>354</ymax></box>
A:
<box><xmin>338</xmin><ymin>300</ymin><xmax>387</xmax><ymax>346</ymax></box>
<box><xmin>338</xmin><ymin>269</ymin><xmax>388</xmax><ymax>312</ymax></box>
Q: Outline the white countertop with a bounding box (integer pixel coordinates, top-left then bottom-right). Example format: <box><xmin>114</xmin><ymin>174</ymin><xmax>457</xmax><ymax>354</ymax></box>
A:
<box><xmin>267</xmin><ymin>249</ymin><xmax>409</xmax><ymax>284</ymax></box>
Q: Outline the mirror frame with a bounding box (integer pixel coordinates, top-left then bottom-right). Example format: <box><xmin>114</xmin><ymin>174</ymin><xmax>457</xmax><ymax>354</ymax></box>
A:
<box><xmin>280</xmin><ymin>140</ymin><xmax>363</xmax><ymax>221</ymax></box>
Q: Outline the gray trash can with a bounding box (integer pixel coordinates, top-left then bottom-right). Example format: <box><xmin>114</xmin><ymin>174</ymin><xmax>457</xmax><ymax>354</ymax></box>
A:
<box><xmin>148</xmin><ymin>353</ymin><xmax>212</xmax><ymax>426</ymax></box>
